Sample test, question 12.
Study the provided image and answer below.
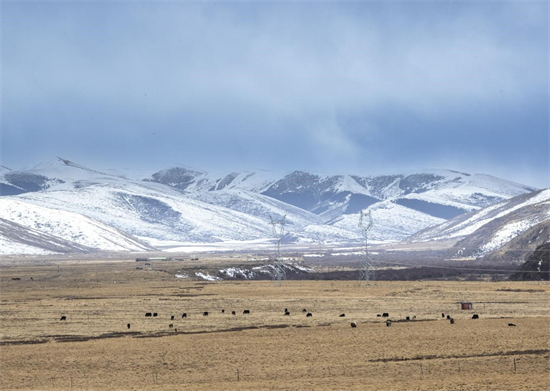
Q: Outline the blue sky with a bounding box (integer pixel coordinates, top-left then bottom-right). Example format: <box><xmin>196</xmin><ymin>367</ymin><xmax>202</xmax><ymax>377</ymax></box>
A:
<box><xmin>1</xmin><ymin>1</ymin><xmax>548</xmax><ymax>188</ymax></box>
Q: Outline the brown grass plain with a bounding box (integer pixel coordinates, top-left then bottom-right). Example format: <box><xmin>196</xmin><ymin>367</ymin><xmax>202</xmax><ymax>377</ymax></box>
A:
<box><xmin>1</xmin><ymin>259</ymin><xmax>549</xmax><ymax>390</ymax></box>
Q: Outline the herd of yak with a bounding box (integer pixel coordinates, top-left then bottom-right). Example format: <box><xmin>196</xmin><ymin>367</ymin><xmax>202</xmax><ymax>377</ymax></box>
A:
<box><xmin>58</xmin><ymin>309</ymin><xmax>517</xmax><ymax>331</ymax></box>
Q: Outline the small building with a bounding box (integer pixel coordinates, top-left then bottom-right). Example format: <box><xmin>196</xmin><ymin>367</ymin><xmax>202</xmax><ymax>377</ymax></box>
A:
<box><xmin>460</xmin><ymin>301</ymin><xmax>473</xmax><ymax>310</ymax></box>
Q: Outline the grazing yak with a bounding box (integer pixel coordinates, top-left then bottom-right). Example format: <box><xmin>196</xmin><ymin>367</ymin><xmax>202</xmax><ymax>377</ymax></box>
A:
<box><xmin>450</xmin><ymin>318</ymin><xmax>455</xmax><ymax>324</ymax></box>
<box><xmin>182</xmin><ymin>313</ymin><xmax>187</xmax><ymax>318</ymax></box>
<box><xmin>231</xmin><ymin>311</ymin><xmax>236</xmax><ymax>315</ymax></box>
<box><xmin>153</xmin><ymin>313</ymin><xmax>158</xmax><ymax>317</ymax></box>
<box><xmin>203</xmin><ymin>312</ymin><xmax>209</xmax><ymax>316</ymax></box>
<box><xmin>339</xmin><ymin>314</ymin><xmax>345</xmax><ymax>317</ymax></box>
<box><xmin>306</xmin><ymin>313</ymin><xmax>313</xmax><ymax>317</ymax></box>
<box><xmin>169</xmin><ymin>324</ymin><xmax>173</xmax><ymax>328</ymax></box>
<box><xmin>386</xmin><ymin>320</ymin><xmax>391</xmax><ymax>327</ymax></box>
<box><xmin>302</xmin><ymin>309</ymin><xmax>307</xmax><ymax>313</ymax></box>
<box><xmin>377</xmin><ymin>314</ymin><xmax>382</xmax><ymax>317</ymax></box>
<box><xmin>508</xmin><ymin>323</ymin><xmax>516</xmax><ymax>327</ymax></box>
<box><xmin>171</xmin><ymin>315</ymin><xmax>175</xmax><ymax>320</ymax></box>
<box><xmin>472</xmin><ymin>314</ymin><xmax>479</xmax><ymax>319</ymax></box>
<box><xmin>406</xmin><ymin>316</ymin><xmax>410</xmax><ymax>321</ymax></box>
<box><xmin>284</xmin><ymin>311</ymin><xmax>290</xmax><ymax>316</ymax></box>
<box><xmin>243</xmin><ymin>310</ymin><xmax>250</xmax><ymax>314</ymax></box>
<box><xmin>442</xmin><ymin>313</ymin><xmax>445</xmax><ymax>318</ymax></box>
<box><xmin>221</xmin><ymin>309</ymin><xmax>225</xmax><ymax>314</ymax></box>
<box><xmin>127</xmin><ymin>323</ymin><xmax>131</xmax><ymax>329</ymax></box>
<box><xmin>351</xmin><ymin>322</ymin><xmax>357</xmax><ymax>328</ymax></box>
<box><xmin>446</xmin><ymin>315</ymin><xmax>451</xmax><ymax>320</ymax></box>
<box><xmin>145</xmin><ymin>313</ymin><xmax>152</xmax><ymax>317</ymax></box>
<box><xmin>60</xmin><ymin>316</ymin><xmax>67</xmax><ymax>321</ymax></box>
<box><xmin>382</xmin><ymin>313</ymin><xmax>389</xmax><ymax>318</ymax></box>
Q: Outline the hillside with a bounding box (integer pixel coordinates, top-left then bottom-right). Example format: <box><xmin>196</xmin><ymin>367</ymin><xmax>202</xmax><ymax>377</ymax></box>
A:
<box><xmin>510</xmin><ymin>242</ymin><xmax>550</xmax><ymax>281</ymax></box>
<box><xmin>483</xmin><ymin>220</ymin><xmax>550</xmax><ymax>264</ymax></box>
<box><xmin>0</xmin><ymin>157</ymin><xmax>539</xmax><ymax>253</ymax></box>
<box><xmin>148</xmin><ymin>167</ymin><xmax>534</xmax><ymax>221</ymax></box>
<box><xmin>0</xmin><ymin>218</ymin><xmax>94</xmax><ymax>255</ymax></box>
<box><xmin>0</xmin><ymin>199</ymin><xmax>155</xmax><ymax>254</ymax></box>
<box><xmin>410</xmin><ymin>189</ymin><xmax>550</xmax><ymax>259</ymax></box>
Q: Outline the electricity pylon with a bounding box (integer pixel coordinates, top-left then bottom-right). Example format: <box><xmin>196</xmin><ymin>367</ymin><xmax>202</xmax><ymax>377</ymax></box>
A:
<box><xmin>270</xmin><ymin>215</ymin><xmax>287</xmax><ymax>286</ymax></box>
<box><xmin>359</xmin><ymin>210</ymin><xmax>375</xmax><ymax>286</ymax></box>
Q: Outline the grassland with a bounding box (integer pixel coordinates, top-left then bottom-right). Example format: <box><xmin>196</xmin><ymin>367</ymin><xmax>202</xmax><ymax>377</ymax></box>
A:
<box><xmin>1</xmin><ymin>259</ymin><xmax>549</xmax><ymax>390</ymax></box>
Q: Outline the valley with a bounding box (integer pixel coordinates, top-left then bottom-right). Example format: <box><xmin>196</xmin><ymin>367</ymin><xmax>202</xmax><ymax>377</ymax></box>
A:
<box><xmin>1</xmin><ymin>259</ymin><xmax>549</xmax><ymax>390</ymax></box>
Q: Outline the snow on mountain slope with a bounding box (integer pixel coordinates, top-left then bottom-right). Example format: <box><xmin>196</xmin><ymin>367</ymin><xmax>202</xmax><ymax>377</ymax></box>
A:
<box><xmin>478</xmin><ymin>219</ymin><xmax>541</xmax><ymax>256</ymax></box>
<box><xmin>352</xmin><ymin>170</ymin><xmax>533</xmax><ymax>200</ymax></box>
<box><xmin>483</xmin><ymin>220</ymin><xmax>550</xmax><ymax>264</ymax></box>
<box><xmin>412</xmin><ymin>189</ymin><xmax>550</xmax><ymax>242</ymax></box>
<box><xmin>0</xmin><ymin>235</ymin><xmax>56</xmax><ymax>255</ymax></box>
<box><xmin>0</xmin><ymin>198</ymin><xmax>155</xmax><ymax>252</ymax></box>
<box><xmin>13</xmin><ymin>182</ymin><xmax>278</xmax><ymax>243</ymax></box>
<box><xmin>14</xmin><ymin>183</ymin><xmax>363</xmax><ymax>245</ymax></box>
<box><xmin>148</xmin><ymin>167</ymin><xmax>534</xmax><ymax>225</ymax></box>
<box><xmin>389</xmin><ymin>173</ymin><xmax>533</xmax><ymax>221</ymax></box>
<box><xmin>407</xmin><ymin>189</ymin><xmax>550</xmax><ymax>260</ymax></box>
<box><xmin>356</xmin><ymin>171</ymin><xmax>534</xmax><ymax>222</ymax></box>
<box><xmin>187</xmin><ymin>189</ymin><xmax>325</xmax><ymax>228</ymax></box>
<box><xmin>0</xmin><ymin>158</ymin><xmax>538</xmax><ymax>252</ymax></box>
<box><xmin>328</xmin><ymin>200</ymin><xmax>446</xmax><ymax>242</ymax></box>
<box><xmin>0</xmin><ymin>217</ymin><xmax>95</xmax><ymax>255</ymax></box>
<box><xmin>145</xmin><ymin>166</ymin><xmax>283</xmax><ymax>193</ymax></box>
<box><xmin>298</xmin><ymin>224</ymin><xmax>361</xmax><ymax>244</ymax></box>
<box><xmin>454</xmin><ymin>195</ymin><xmax>550</xmax><ymax>259</ymax></box>
<box><xmin>0</xmin><ymin>157</ymin><xmax>186</xmax><ymax>197</ymax></box>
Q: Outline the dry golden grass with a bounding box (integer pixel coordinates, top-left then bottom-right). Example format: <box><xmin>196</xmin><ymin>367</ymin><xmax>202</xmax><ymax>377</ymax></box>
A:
<box><xmin>1</xmin><ymin>260</ymin><xmax>549</xmax><ymax>390</ymax></box>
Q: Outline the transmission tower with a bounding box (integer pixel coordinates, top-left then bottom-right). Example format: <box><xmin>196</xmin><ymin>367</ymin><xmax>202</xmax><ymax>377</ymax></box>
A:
<box><xmin>358</xmin><ymin>210</ymin><xmax>375</xmax><ymax>286</ymax></box>
<box><xmin>270</xmin><ymin>215</ymin><xmax>287</xmax><ymax>286</ymax></box>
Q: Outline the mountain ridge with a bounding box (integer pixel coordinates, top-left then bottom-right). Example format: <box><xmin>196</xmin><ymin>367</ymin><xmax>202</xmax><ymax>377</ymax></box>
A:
<box><xmin>0</xmin><ymin>157</ymin><xmax>541</xmax><ymax>255</ymax></box>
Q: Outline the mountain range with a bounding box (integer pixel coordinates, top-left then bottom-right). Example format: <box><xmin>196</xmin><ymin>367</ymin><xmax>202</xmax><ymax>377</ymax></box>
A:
<box><xmin>0</xmin><ymin>157</ymin><xmax>546</xmax><ymax>258</ymax></box>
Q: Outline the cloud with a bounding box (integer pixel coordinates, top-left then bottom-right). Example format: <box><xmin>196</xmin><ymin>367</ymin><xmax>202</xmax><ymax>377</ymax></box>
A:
<box><xmin>1</xmin><ymin>2</ymin><xmax>548</xmax><ymax>187</ymax></box>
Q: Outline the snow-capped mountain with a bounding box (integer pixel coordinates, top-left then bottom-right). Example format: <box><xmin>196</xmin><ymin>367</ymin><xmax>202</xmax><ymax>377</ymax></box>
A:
<box><xmin>147</xmin><ymin>167</ymin><xmax>534</xmax><ymax>221</ymax></box>
<box><xmin>0</xmin><ymin>157</ymin><xmax>539</xmax><ymax>254</ymax></box>
<box><xmin>0</xmin><ymin>198</ymin><xmax>155</xmax><ymax>254</ymax></box>
<box><xmin>410</xmin><ymin>189</ymin><xmax>550</xmax><ymax>258</ymax></box>
<box><xmin>0</xmin><ymin>159</ymin><xmax>341</xmax><ymax>250</ymax></box>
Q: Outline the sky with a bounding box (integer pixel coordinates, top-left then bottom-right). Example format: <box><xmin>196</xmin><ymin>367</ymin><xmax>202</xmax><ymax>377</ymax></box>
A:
<box><xmin>1</xmin><ymin>1</ymin><xmax>548</xmax><ymax>188</ymax></box>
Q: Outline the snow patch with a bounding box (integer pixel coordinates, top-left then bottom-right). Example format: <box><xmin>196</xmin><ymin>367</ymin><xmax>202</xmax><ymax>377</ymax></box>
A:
<box><xmin>478</xmin><ymin>219</ymin><xmax>541</xmax><ymax>256</ymax></box>
<box><xmin>195</xmin><ymin>272</ymin><xmax>222</xmax><ymax>281</ymax></box>
<box><xmin>220</xmin><ymin>267</ymin><xmax>256</xmax><ymax>279</ymax></box>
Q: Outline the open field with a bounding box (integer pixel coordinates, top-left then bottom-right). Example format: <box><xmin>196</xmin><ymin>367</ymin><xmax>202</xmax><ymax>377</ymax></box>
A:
<box><xmin>1</xmin><ymin>260</ymin><xmax>549</xmax><ymax>390</ymax></box>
